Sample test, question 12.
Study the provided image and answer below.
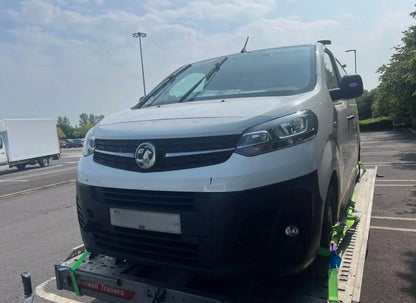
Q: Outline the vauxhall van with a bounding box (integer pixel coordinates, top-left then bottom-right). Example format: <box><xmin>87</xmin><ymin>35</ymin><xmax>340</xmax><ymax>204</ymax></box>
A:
<box><xmin>76</xmin><ymin>41</ymin><xmax>363</xmax><ymax>276</ymax></box>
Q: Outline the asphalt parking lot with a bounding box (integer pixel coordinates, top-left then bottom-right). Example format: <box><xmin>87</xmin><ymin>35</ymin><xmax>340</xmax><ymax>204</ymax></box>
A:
<box><xmin>360</xmin><ymin>129</ymin><xmax>416</xmax><ymax>303</ymax></box>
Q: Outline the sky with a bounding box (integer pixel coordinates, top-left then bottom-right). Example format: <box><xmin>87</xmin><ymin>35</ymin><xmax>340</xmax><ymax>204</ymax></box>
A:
<box><xmin>0</xmin><ymin>0</ymin><xmax>415</xmax><ymax>126</ymax></box>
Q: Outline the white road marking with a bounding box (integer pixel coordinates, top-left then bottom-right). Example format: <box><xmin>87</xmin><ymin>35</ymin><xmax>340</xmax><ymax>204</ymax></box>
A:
<box><xmin>376</xmin><ymin>180</ymin><xmax>416</xmax><ymax>182</ymax></box>
<box><xmin>362</xmin><ymin>140</ymin><xmax>413</xmax><ymax>144</ymax></box>
<box><xmin>4</xmin><ymin>166</ymin><xmax>76</xmax><ymax>180</ymax></box>
<box><xmin>65</xmin><ymin>161</ymin><xmax>79</xmax><ymax>164</ymax></box>
<box><xmin>0</xmin><ymin>179</ymin><xmax>75</xmax><ymax>199</ymax></box>
<box><xmin>0</xmin><ymin>179</ymin><xmax>28</xmax><ymax>182</ymax></box>
<box><xmin>375</xmin><ymin>184</ymin><xmax>415</xmax><ymax>187</ymax></box>
<box><xmin>370</xmin><ymin>226</ymin><xmax>416</xmax><ymax>233</ymax></box>
<box><xmin>0</xmin><ymin>165</ymin><xmax>64</xmax><ymax>179</ymax></box>
<box><xmin>365</xmin><ymin>163</ymin><xmax>416</xmax><ymax>167</ymax></box>
<box><xmin>61</xmin><ymin>154</ymin><xmax>82</xmax><ymax>158</ymax></box>
<box><xmin>364</xmin><ymin>161</ymin><xmax>416</xmax><ymax>164</ymax></box>
<box><xmin>362</xmin><ymin>144</ymin><xmax>412</xmax><ymax>149</ymax></box>
<box><xmin>372</xmin><ymin>216</ymin><xmax>416</xmax><ymax>221</ymax></box>
<box><xmin>36</xmin><ymin>277</ymin><xmax>82</xmax><ymax>303</ymax></box>
<box><xmin>361</xmin><ymin>151</ymin><xmax>403</xmax><ymax>155</ymax></box>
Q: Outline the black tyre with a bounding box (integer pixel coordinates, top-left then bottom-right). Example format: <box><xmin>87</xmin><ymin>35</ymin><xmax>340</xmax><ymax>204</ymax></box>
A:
<box><xmin>308</xmin><ymin>183</ymin><xmax>337</xmax><ymax>278</ymax></box>
<box><xmin>16</xmin><ymin>164</ymin><xmax>26</xmax><ymax>170</ymax></box>
<box><xmin>39</xmin><ymin>158</ymin><xmax>50</xmax><ymax>167</ymax></box>
<box><xmin>321</xmin><ymin>187</ymin><xmax>336</xmax><ymax>249</ymax></box>
<box><xmin>356</xmin><ymin>145</ymin><xmax>361</xmax><ymax>183</ymax></box>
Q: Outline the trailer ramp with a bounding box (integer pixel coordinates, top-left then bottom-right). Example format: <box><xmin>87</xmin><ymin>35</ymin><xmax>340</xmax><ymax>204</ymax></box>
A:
<box><xmin>55</xmin><ymin>169</ymin><xmax>375</xmax><ymax>303</ymax></box>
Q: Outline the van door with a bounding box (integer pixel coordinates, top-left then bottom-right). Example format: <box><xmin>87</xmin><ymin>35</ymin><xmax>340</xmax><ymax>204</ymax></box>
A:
<box><xmin>323</xmin><ymin>52</ymin><xmax>349</xmax><ymax>202</ymax></box>
<box><xmin>335</xmin><ymin>59</ymin><xmax>360</xmax><ymax>186</ymax></box>
<box><xmin>324</xmin><ymin>51</ymin><xmax>359</xmax><ymax>207</ymax></box>
<box><xmin>0</xmin><ymin>136</ymin><xmax>7</xmax><ymax>165</ymax></box>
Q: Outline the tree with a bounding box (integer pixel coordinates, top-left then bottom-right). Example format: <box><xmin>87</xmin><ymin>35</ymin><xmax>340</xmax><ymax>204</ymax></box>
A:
<box><xmin>88</xmin><ymin>114</ymin><xmax>104</xmax><ymax>125</ymax></box>
<box><xmin>73</xmin><ymin>124</ymin><xmax>94</xmax><ymax>138</ymax></box>
<box><xmin>79</xmin><ymin>113</ymin><xmax>104</xmax><ymax>126</ymax></box>
<box><xmin>57</xmin><ymin>126</ymin><xmax>66</xmax><ymax>139</ymax></box>
<box><xmin>79</xmin><ymin>113</ymin><xmax>89</xmax><ymax>126</ymax></box>
<box><xmin>57</xmin><ymin>116</ymin><xmax>74</xmax><ymax>138</ymax></box>
<box><xmin>357</xmin><ymin>89</ymin><xmax>377</xmax><ymax>120</ymax></box>
<box><xmin>373</xmin><ymin>7</ymin><xmax>416</xmax><ymax>124</ymax></box>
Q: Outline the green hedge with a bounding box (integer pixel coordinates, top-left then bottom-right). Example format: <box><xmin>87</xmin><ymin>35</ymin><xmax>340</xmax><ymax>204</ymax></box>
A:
<box><xmin>359</xmin><ymin>117</ymin><xmax>393</xmax><ymax>131</ymax></box>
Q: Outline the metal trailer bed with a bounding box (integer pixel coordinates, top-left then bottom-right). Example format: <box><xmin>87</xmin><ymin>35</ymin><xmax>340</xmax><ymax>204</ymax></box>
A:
<box><xmin>54</xmin><ymin>168</ymin><xmax>375</xmax><ymax>303</ymax></box>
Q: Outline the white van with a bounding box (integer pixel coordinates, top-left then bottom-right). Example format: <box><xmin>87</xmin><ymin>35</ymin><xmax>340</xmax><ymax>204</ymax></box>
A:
<box><xmin>76</xmin><ymin>41</ymin><xmax>363</xmax><ymax>276</ymax></box>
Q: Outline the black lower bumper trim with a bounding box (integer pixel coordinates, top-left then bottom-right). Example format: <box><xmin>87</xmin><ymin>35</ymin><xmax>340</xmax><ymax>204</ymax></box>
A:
<box><xmin>76</xmin><ymin>171</ymin><xmax>324</xmax><ymax>276</ymax></box>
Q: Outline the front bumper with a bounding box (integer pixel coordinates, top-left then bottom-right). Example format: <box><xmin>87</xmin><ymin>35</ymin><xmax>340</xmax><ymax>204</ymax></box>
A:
<box><xmin>76</xmin><ymin>171</ymin><xmax>324</xmax><ymax>276</ymax></box>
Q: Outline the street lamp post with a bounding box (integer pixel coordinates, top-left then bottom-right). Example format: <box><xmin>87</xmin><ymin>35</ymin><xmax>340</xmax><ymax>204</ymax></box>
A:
<box><xmin>132</xmin><ymin>32</ymin><xmax>147</xmax><ymax>96</ymax></box>
<box><xmin>345</xmin><ymin>49</ymin><xmax>357</xmax><ymax>74</ymax></box>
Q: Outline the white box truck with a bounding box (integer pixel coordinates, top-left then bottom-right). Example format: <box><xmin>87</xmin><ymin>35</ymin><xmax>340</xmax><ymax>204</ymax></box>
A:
<box><xmin>0</xmin><ymin>119</ymin><xmax>60</xmax><ymax>170</ymax></box>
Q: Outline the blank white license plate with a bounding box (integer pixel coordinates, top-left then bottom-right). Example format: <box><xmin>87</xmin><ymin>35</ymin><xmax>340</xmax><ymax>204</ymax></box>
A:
<box><xmin>109</xmin><ymin>208</ymin><xmax>181</xmax><ymax>234</ymax></box>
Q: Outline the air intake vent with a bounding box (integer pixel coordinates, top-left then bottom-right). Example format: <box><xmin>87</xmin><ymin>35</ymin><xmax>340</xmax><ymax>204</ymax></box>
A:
<box><xmin>94</xmin><ymin>187</ymin><xmax>197</xmax><ymax>211</ymax></box>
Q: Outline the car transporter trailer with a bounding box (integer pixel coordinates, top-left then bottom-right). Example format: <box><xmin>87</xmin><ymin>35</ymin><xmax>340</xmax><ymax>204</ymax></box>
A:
<box><xmin>20</xmin><ymin>167</ymin><xmax>376</xmax><ymax>303</ymax></box>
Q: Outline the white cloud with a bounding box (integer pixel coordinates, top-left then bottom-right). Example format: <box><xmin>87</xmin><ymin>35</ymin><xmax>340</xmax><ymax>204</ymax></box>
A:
<box><xmin>1</xmin><ymin>0</ymin><xmax>414</xmax><ymax>124</ymax></box>
<box><xmin>146</xmin><ymin>0</ymin><xmax>276</xmax><ymax>22</ymax></box>
<box><xmin>7</xmin><ymin>0</ymin><xmax>55</xmax><ymax>24</ymax></box>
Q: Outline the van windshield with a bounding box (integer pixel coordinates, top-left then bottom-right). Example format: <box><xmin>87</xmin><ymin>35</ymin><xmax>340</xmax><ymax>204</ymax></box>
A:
<box><xmin>140</xmin><ymin>45</ymin><xmax>315</xmax><ymax>108</ymax></box>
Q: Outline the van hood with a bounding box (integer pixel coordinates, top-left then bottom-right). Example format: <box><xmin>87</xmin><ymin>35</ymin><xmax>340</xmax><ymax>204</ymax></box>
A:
<box><xmin>95</xmin><ymin>93</ymin><xmax>319</xmax><ymax>139</ymax></box>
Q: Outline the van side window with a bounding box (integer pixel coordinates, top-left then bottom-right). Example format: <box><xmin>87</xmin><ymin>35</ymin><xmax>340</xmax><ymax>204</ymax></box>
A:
<box><xmin>323</xmin><ymin>53</ymin><xmax>338</xmax><ymax>89</ymax></box>
<box><xmin>0</xmin><ymin>137</ymin><xmax>3</xmax><ymax>149</ymax></box>
<box><xmin>336</xmin><ymin>59</ymin><xmax>347</xmax><ymax>77</ymax></box>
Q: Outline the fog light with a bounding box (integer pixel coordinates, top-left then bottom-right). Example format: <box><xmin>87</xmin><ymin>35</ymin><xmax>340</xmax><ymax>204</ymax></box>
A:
<box><xmin>285</xmin><ymin>225</ymin><xmax>299</xmax><ymax>238</ymax></box>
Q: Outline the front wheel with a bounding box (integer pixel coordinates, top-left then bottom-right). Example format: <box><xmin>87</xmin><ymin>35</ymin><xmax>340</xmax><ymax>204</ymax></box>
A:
<box><xmin>321</xmin><ymin>186</ymin><xmax>336</xmax><ymax>248</ymax></box>
<box><xmin>308</xmin><ymin>184</ymin><xmax>337</xmax><ymax>278</ymax></box>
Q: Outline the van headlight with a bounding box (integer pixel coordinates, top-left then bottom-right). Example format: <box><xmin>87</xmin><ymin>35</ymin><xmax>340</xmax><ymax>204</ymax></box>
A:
<box><xmin>82</xmin><ymin>128</ymin><xmax>96</xmax><ymax>157</ymax></box>
<box><xmin>235</xmin><ymin>110</ymin><xmax>318</xmax><ymax>157</ymax></box>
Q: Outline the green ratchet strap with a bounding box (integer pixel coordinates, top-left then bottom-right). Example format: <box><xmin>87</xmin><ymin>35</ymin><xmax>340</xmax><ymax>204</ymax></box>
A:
<box><xmin>328</xmin><ymin>268</ymin><xmax>339</xmax><ymax>302</ymax></box>
<box><xmin>326</xmin><ymin>189</ymin><xmax>358</xmax><ymax>303</ymax></box>
<box><xmin>69</xmin><ymin>250</ymin><xmax>89</xmax><ymax>296</ymax></box>
<box><xmin>318</xmin><ymin>247</ymin><xmax>331</xmax><ymax>257</ymax></box>
<box><xmin>359</xmin><ymin>161</ymin><xmax>366</xmax><ymax>175</ymax></box>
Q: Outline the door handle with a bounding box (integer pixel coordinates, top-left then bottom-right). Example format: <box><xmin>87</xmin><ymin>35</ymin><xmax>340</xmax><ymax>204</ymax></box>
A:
<box><xmin>347</xmin><ymin>115</ymin><xmax>355</xmax><ymax>120</ymax></box>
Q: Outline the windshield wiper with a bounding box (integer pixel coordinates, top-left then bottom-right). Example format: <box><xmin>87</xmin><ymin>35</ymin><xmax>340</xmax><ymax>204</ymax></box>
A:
<box><xmin>136</xmin><ymin>64</ymin><xmax>192</xmax><ymax>108</ymax></box>
<box><xmin>178</xmin><ymin>56</ymin><xmax>228</xmax><ymax>103</ymax></box>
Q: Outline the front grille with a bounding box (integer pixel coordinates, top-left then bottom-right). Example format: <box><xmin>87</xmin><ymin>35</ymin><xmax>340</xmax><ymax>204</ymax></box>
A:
<box><xmin>92</xmin><ymin>186</ymin><xmax>197</xmax><ymax>211</ymax></box>
<box><xmin>93</xmin><ymin>135</ymin><xmax>240</xmax><ymax>172</ymax></box>
<box><xmin>230</xmin><ymin>211</ymin><xmax>276</xmax><ymax>262</ymax></box>
<box><xmin>90</xmin><ymin>224</ymin><xmax>199</xmax><ymax>263</ymax></box>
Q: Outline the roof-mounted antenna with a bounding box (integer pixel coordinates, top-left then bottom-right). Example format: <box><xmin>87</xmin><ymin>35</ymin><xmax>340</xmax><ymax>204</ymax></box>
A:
<box><xmin>317</xmin><ymin>40</ymin><xmax>331</xmax><ymax>45</ymax></box>
<box><xmin>241</xmin><ymin>36</ymin><xmax>249</xmax><ymax>53</ymax></box>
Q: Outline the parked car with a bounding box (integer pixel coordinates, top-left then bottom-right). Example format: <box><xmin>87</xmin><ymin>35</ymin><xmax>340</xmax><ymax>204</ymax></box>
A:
<box><xmin>59</xmin><ymin>140</ymin><xmax>67</xmax><ymax>148</ymax></box>
<box><xmin>75</xmin><ymin>138</ymin><xmax>84</xmax><ymax>147</ymax></box>
<box><xmin>76</xmin><ymin>41</ymin><xmax>363</xmax><ymax>277</ymax></box>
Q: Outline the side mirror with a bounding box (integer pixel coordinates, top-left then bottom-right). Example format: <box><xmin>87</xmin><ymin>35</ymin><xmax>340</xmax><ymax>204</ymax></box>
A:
<box><xmin>329</xmin><ymin>74</ymin><xmax>363</xmax><ymax>101</ymax></box>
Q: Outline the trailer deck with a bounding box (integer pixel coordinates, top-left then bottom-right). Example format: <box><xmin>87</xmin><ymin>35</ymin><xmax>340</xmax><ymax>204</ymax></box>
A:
<box><xmin>55</xmin><ymin>168</ymin><xmax>376</xmax><ymax>303</ymax></box>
